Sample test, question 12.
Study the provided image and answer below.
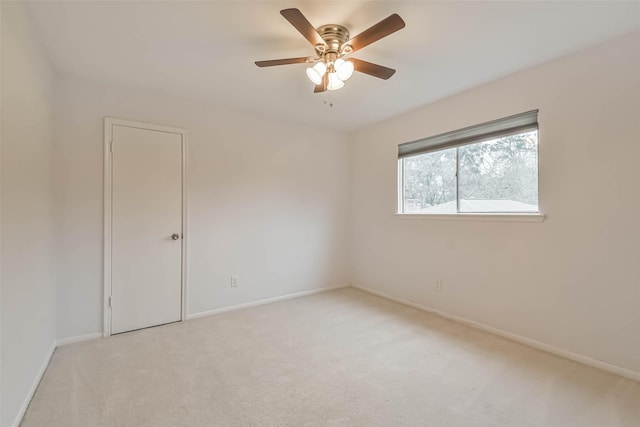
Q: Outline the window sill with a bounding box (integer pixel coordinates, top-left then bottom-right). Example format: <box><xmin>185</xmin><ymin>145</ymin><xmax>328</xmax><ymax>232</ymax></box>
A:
<box><xmin>394</xmin><ymin>213</ymin><xmax>545</xmax><ymax>223</ymax></box>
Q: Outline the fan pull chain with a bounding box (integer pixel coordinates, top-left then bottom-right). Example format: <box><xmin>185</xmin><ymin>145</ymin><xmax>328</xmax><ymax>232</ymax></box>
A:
<box><xmin>323</xmin><ymin>78</ymin><xmax>334</xmax><ymax>107</ymax></box>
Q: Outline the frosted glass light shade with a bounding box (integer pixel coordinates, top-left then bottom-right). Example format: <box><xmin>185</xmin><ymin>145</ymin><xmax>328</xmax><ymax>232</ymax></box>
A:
<box><xmin>306</xmin><ymin>62</ymin><xmax>326</xmax><ymax>85</ymax></box>
<box><xmin>327</xmin><ymin>72</ymin><xmax>345</xmax><ymax>91</ymax></box>
<box><xmin>334</xmin><ymin>59</ymin><xmax>354</xmax><ymax>81</ymax></box>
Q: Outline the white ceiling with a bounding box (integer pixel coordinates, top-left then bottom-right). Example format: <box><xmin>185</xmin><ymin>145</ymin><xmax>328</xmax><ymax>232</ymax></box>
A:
<box><xmin>27</xmin><ymin>1</ymin><xmax>640</xmax><ymax>132</ymax></box>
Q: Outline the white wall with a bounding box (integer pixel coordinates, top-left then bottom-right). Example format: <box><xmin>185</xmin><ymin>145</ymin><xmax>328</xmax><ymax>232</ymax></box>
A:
<box><xmin>1</xmin><ymin>2</ymin><xmax>57</xmax><ymax>426</ymax></box>
<box><xmin>54</xmin><ymin>77</ymin><xmax>351</xmax><ymax>340</ymax></box>
<box><xmin>349</xmin><ymin>32</ymin><xmax>640</xmax><ymax>374</ymax></box>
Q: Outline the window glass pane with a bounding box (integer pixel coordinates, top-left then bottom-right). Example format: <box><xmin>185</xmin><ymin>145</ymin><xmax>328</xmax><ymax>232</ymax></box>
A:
<box><xmin>402</xmin><ymin>148</ymin><xmax>457</xmax><ymax>213</ymax></box>
<box><xmin>458</xmin><ymin>130</ymin><xmax>538</xmax><ymax>213</ymax></box>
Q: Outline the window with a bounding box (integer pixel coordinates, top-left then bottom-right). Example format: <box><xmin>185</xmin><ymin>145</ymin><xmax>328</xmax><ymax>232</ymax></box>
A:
<box><xmin>398</xmin><ymin>111</ymin><xmax>539</xmax><ymax>214</ymax></box>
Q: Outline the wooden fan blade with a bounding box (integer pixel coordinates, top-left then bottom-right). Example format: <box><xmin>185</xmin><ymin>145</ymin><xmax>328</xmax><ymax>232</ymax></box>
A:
<box><xmin>314</xmin><ymin>73</ymin><xmax>328</xmax><ymax>93</ymax></box>
<box><xmin>255</xmin><ymin>57</ymin><xmax>309</xmax><ymax>67</ymax></box>
<box><xmin>280</xmin><ymin>8</ymin><xmax>325</xmax><ymax>47</ymax></box>
<box><xmin>348</xmin><ymin>14</ymin><xmax>405</xmax><ymax>53</ymax></box>
<box><xmin>351</xmin><ymin>58</ymin><xmax>396</xmax><ymax>80</ymax></box>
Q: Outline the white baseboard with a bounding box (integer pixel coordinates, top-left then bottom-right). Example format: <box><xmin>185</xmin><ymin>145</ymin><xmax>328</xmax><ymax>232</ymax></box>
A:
<box><xmin>352</xmin><ymin>284</ymin><xmax>640</xmax><ymax>383</ymax></box>
<box><xmin>56</xmin><ymin>332</ymin><xmax>103</xmax><ymax>347</ymax></box>
<box><xmin>187</xmin><ymin>285</ymin><xmax>349</xmax><ymax>320</ymax></box>
<box><xmin>11</xmin><ymin>340</ymin><xmax>56</xmax><ymax>427</ymax></box>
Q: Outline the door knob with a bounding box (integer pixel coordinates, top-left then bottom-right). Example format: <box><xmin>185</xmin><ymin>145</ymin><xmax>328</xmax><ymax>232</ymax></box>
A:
<box><xmin>171</xmin><ymin>233</ymin><xmax>180</xmax><ymax>240</ymax></box>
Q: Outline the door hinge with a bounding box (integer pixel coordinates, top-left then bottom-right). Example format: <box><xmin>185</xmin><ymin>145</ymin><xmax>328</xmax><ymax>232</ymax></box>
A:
<box><xmin>108</xmin><ymin>296</ymin><xmax>112</xmax><ymax>307</ymax></box>
<box><xmin>109</xmin><ymin>142</ymin><xmax>113</xmax><ymax>153</ymax></box>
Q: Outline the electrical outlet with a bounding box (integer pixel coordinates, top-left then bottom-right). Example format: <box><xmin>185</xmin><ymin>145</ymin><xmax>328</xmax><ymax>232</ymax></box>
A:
<box><xmin>435</xmin><ymin>280</ymin><xmax>443</xmax><ymax>291</ymax></box>
<box><xmin>230</xmin><ymin>276</ymin><xmax>238</xmax><ymax>287</ymax></box>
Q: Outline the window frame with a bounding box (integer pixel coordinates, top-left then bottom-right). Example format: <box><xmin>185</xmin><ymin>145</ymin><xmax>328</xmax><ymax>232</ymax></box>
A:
<box><xmin>396</xmin><ymin>113</ymin><xmax>544</xmax><ymax>221</ymax></box>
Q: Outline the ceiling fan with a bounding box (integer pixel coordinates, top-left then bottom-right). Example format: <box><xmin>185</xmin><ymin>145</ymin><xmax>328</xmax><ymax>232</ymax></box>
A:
<box><xmin>255</xmin><ymin>8</ymin><xmax>405</xmax><ymax>93</ymax></box>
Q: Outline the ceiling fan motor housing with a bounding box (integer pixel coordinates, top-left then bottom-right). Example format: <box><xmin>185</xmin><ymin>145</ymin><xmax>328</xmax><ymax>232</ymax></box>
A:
<box><xmin>315</xmin><ymin>24</ymin><xmax>351</xmax><ymax>56</ymax></box>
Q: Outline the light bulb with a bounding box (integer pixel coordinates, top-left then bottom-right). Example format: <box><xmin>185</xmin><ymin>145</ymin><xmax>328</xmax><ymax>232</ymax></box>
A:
<box><xmin>327</xmin><ymin>72</ymin><xmax>345</xmax><ymax>91</ymax></box>
<box><xmin>334</xmin><ymin>59</ymin><xmax>354</xmax><ymax>81</ymax></box>
<box><xmin>306</xmin><ymin>62</ymin><xmax>326</xmax><ymax>85</ymax></box>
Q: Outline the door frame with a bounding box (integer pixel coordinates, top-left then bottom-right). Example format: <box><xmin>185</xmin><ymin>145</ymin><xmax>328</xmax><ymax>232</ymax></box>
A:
<box><xmin>103</xmin><ymin>117</ymin><xmax>188</xmax><ymax>337</ymax></box>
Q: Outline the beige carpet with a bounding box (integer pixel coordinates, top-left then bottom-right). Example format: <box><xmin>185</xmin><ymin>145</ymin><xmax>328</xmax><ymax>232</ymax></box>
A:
<box><xmin>22</xmin><ymin>288</ymin><xmax>640</xmax><ymax>427</ymax></box>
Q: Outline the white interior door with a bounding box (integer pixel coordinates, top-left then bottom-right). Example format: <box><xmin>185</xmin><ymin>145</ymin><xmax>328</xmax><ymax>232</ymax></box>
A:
<box><xmin>110</xmin><ymin>124</ymin><xmax>183</xmax><ymax>334</ymax></box>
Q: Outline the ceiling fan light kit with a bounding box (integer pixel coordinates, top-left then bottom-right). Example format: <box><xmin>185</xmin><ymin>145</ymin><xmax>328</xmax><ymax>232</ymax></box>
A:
<box><xmin>255</xmin><ymin>8</ymin><xmax>405</xmax><ymax>93</ymax></box>
<box><xmin>306</xmin><ymin>56</ymin><xmax>352</xmax><ymax>90</ymax></box>
<box><xmin>306</xmin><ymin>61</ymin><xmax>326</xmax><ymax>85</ymax></box>
<box><xmin>334</xmin><ymin>59</ymin><xmax>355</xmax><ymax>81</ymax></box>
<box><xmin>327</xmin><ymin>72</ymin><xmax>345</xmax><ymax>91</ymax></box>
